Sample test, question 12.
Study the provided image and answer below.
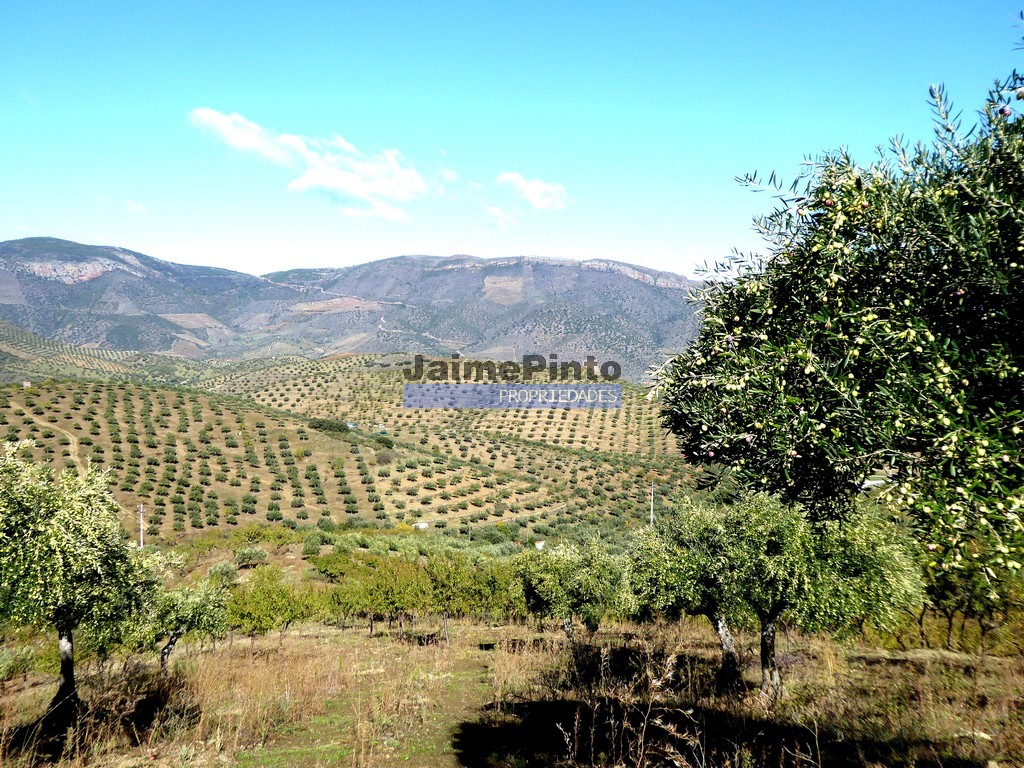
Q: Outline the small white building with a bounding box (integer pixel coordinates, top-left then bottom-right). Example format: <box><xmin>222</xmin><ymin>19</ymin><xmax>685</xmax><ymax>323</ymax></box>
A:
<box><xmin>412</xmin><ymin>521</ymin><xmax>430</xmax><ymax>530</ymax></box>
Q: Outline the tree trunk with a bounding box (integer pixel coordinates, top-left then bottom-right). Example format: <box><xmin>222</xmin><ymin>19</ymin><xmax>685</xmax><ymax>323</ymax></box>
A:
<box><xmin>561</xmin><ymin>615</ymin><xmax>576</xmax><ymax>645</ymax></box>
<box><xmin>46</xmin><ymin>625</ymin><xmax>81</xmax><ymax>727</ymax></box>
<box><xmin>160</xmin><ymin>630</ymin><xmax>184</xmax><ymax>674</ymax></box>
<box><xmin>918</xmin><ymin>607</ymin><xmax>930</xmax><ymax>649</ymax></box>
<box><xmin>710</xmin><ymin>611</ymin><xmax>741</xmax><ymax>690</ymax></box>
<box><xmin>759</xmin><ymin>613</ymin><xmax>783</xmax><ymax>701</ymax></box>
<box><xmin>443</xmin><ymin>612</ymin><xmax>450</xmax><ymax>646</ymax></box>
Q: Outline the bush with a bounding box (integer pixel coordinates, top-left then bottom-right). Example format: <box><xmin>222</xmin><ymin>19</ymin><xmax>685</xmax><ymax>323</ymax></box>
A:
<box><xmin>302</xmin><ymin>534</ymin><xmax>322</xmax><ymax>556</ymax></box>
<box><xmin>235</xmin><ymin>546</ymin><xmax>267</xmax><ymax>569</ymax></box>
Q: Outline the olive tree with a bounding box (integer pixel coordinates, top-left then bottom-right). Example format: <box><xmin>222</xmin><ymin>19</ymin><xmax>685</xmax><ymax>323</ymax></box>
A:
<box><xmin>140</xmin><ymin>581</ymin><xmax>228</xmax><ymax>672</ymax></box>
<box><xmin>651</xmin><ymin>67</ymin><xmax>1024</xmax><ymax>598</ymax></box>
<box><xmin>626</xmin><ymin>504</ymin><xmax>746</xmax><ymax>687</ymax></box>
<box><xmin>517</xmin><ymin>542</ymin><xmax>624</xmax><ymax>643</ymax></box>
<box><xmin>0</xmin><ymin>443</ymin><xmax>155</xmax><ymax>719</ymax></box>
<box><xmin>628</xmin><ymin>495</ymin><xmax>921</xmax><ymax>699</ymax></box>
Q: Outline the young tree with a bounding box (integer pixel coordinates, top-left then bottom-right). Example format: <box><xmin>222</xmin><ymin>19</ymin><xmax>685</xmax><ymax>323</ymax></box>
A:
<box><xmin>227</xmin><ymin>565</ymin><xmax>307</xmax><ymax>650</ymax></box>
<box><xmin>517</xmin><ymin>542</ymin><xmax>623</xmax><ymax>643</ymax></box>
<box><xmin>628</xmin><ymin>495</ymin><xmax>921</xmax><ymax>699</ymax></box>
<box><xmin>465</xmin><ymin>558</ymin><xmax>527</xmax><ymax>624</ymax></box>
<box><xmin>0</xmin><ymin>443</ymin><xmax>155</xmax><ymax>721</ymax></box>
<box><xmin>425</xmin><ymin>551</ymin><xmax>471</xmax><ymax>644</ymax></box>
<box><xmin>349</xmin><ymin>555</ymin><xmax>432</xmax><ymax>637</ymax></box>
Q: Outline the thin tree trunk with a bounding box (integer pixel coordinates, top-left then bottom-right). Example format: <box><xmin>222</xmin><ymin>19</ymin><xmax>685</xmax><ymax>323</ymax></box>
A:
<box><xmin>710</xmin><ymin>611</ymin><xmax>741</xmax><ymax>690</ymax></box>
<box><xmin>561</xmin><ymin>615</ymin><xmax>576</xmax><ymax>645</ymax></box>
<box><xmin>160</xmin><ymin>630</ymin><xmax>183</xmax><ymax>674</ymax></box>
<box><xmin>443</xmin><ymin>612</ymin><xmax>450</xmax><ymax>646</ymax></box>
<box><xmin>759</xmin><ymin>612</ymin><xmax>783</xmax><ymax>701</ymax></box>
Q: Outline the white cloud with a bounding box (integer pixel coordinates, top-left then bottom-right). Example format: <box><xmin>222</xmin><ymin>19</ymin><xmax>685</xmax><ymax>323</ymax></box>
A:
<box><xmin>189</xmin><ymin>108</ymin><xmax>292</xmax><ymax>165</ymax></box>
<box><xmin>288</xmin><ymin>148</ymin><xmax>425</xmax><ymax>202</ymax></box>
<box><xmin>440</xmin><ymin>167</ymin><xmax>459</xmax><ymax>183</ymax></box>
<box><xmin>126</xmin><ymin>200</ymin><xmax>147</xmax><ymax>214</ymax></box>
<box><xmin>485</xmin><ymin>206</ymin><xmax>515</xmax><ymax>229</ymax></box>
<box><xmin>189</xmin><ymin>108</ymin><xmax>426</xmax><ymax>219</ymax></box>
<box><xmin>496</xmin><ymin>171</ymin><xmax>567</xmax><ymax>211</ymax></box>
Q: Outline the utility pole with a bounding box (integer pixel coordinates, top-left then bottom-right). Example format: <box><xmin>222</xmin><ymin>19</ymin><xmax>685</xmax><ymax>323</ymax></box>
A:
<box><xmin>139</xmin><ymin>504</ymin><xmax>144</xmax><ymax>548</ymax></box>
<box><xmin>649</xmin><ymin>481</ymin><xmax>654</xmax><ymax>527</ymax></box>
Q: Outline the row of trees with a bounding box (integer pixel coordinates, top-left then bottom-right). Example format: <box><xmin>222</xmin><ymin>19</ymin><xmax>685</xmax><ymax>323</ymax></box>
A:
<box><xmin>0</xmin><ymin>436</ymin><xmax>929</xmax><ymax>712</ymax></box>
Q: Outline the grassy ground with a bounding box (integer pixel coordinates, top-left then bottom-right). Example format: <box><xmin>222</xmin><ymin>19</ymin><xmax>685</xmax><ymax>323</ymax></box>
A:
<box><xmin>3</xmin><ymin>620</ymin><xmax>1022</xmax><ymax>767</ymax></box>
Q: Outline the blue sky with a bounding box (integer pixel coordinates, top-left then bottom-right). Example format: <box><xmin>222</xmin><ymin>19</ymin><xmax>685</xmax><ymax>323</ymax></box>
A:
<box><xmin>2</xmin><ymin>1</ymin><xmax>1022</xmax><ymax>277</ymax></box>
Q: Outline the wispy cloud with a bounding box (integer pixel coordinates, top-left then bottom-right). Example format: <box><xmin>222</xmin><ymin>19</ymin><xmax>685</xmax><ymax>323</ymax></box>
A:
<box><xmin>189</xmin><ymin>108</ymin><xmax>426</xmax><ymax>219</ymax></box>
<box><xmin>485</xmin><ymin>206</ymin><xmax>515</xmax><ymax>229</ymax></box>
<box><xmin>496</xmin><ymin>171</ymin><xmax>567</xmax><ymax>211</ymax></box>
<box><xmin>189</xmin><ymin>108</ymin><xmax>292</xmax><ymax>165</ymax></box>
<box><xmin>126</xmin><ymin>200</ymin><xmax>147</xmax><ymax>214</ymax></box>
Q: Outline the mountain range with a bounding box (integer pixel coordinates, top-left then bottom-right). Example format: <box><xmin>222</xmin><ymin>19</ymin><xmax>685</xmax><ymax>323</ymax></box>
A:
<box><xmin>0</xmin><ymin>237</ymin><xmax>701</xmax><ymax>380</ymax></box>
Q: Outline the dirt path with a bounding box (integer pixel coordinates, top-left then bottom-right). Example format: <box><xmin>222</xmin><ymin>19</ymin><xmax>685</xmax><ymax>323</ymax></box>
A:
<box><xmin>24</xmin><ymin>411</ymin><xmax>85</xmax><ymax>473</ymax></box>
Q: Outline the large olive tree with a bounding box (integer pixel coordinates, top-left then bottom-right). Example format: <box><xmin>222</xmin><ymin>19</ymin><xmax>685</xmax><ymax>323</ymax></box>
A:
<box><xmin>651</xmin><ymin>69</ymin><xmax>1024</xmax><ymax>590</ymax></box>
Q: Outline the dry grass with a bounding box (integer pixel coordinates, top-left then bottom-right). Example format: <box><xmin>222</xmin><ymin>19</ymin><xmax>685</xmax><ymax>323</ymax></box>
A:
<box><xmin>491</xmin><ymin>620</ymin><xmax>1024</xmax><ymax>767</ymax></box>
<box><xmin>0</xmin><ymin>626</ymin><xmax>477</xmax><ymax>768</ymax></box>
<box><xmin>2</xmin><ymin>621</ymin><xmax>1023</xmax><ymax>768</ymax></box>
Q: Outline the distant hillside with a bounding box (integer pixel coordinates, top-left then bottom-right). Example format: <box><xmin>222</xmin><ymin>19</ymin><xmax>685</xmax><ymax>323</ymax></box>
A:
<box><xmin>0</xmin><ymin>238</ymin><xmax>304</xmax><ymax>357</ymax></box>
<box><xmin>0</xmin><ymin>238</ymin><xmax>701</xmax><ymax>379</ymax></box>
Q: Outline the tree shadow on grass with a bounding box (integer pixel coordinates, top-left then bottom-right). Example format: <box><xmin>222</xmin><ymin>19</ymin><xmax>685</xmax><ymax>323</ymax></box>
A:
<box><xmin>452</xmin><ymin>645</ymin><xmax>990</xmax><ymax>768</ymax></box>
<box><xmin>453</xmin><ymin>699</ymin><xmax>987</xmax><ymax>768</ymax></box>
<box><xmin>2</xmin><ymin>668</ymin><xmax>200</xmax><ymax>764</ymax></box>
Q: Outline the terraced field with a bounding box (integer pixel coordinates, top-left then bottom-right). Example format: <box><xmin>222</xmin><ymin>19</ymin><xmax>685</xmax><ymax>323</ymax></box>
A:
<box><xmin>0</xmin><ymin>320</ymin><xmax>205</xmax><ymax>385</ymax></box>
<box><xmin>205</xmin><ymin>354</ymin><xmax>678</xmax><ymax>456</ymax></box>
<box><xmin>0</xmin><ymin>263</ymin><xmax>695</xmax><ymax>546</ymax></box>
<box><xmin>1</xmin><ymin>356</ymin><xmax>694</xmax><ymax>545</ymax></box>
